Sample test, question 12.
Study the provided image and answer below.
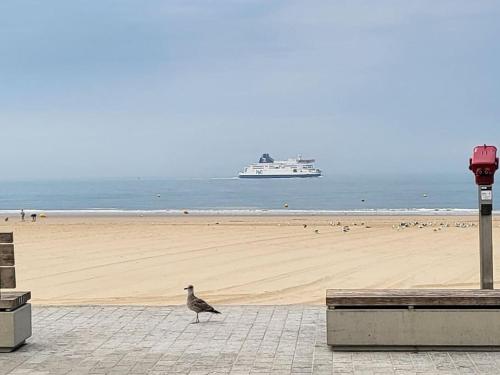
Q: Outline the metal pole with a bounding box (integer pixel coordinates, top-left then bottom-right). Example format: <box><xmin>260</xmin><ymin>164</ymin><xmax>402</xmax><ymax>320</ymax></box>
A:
<box><xmin>479</xmin><ymin>185</ymin><xmax>494</xmax><ymax>289</ymax></box>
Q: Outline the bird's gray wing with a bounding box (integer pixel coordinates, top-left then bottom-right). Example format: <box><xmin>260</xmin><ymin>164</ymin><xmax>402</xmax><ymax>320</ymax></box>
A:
<box><xmin>192</xmin><ymin>297</ymin><xmax>215</xmax><ymax>312</ymax></box>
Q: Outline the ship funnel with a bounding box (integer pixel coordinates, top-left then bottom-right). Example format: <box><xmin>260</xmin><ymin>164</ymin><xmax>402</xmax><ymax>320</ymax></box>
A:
<box><xmin>259</xmin><ymin>153</ymin><xmax>274</xmax><ymax>163</ymax></box>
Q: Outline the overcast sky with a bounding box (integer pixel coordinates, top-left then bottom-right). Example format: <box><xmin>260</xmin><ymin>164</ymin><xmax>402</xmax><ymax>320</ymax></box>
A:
<box><xmin>1</xmin><ymin>0</ymin><xmax>499</xmax><ymax>179</ymax></box>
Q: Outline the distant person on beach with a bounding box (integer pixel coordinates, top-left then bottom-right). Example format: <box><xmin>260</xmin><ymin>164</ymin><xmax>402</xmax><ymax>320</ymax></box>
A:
<box><xmin>21</xmin><ymin>209</ymin><xmax>25</xmax><ymax>222</ymax></box>
<box><xmin>31</xmin><ymin>213</ymin><xmax>37</xmax><ymax>222</ymax></box>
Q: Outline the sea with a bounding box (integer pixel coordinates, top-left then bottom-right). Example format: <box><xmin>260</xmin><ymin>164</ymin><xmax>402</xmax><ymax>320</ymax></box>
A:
<box><xmin>0</xmin><ymin>174</ymin><xmax>492</xmax><ymax>216</ymax></box>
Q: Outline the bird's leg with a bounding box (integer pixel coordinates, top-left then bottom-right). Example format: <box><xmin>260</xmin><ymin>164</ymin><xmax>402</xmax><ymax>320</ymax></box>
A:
<box><xmin>190</xmin><ymin>313</ymin><xmax>199</xmax><ymax>324</ymax></box>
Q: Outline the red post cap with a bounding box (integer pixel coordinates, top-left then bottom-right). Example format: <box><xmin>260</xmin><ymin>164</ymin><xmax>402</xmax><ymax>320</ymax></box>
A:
<box><xmin>469</xmin><ymin>145</ymin><xmax>499</xmax><ymax>185</ymax></box>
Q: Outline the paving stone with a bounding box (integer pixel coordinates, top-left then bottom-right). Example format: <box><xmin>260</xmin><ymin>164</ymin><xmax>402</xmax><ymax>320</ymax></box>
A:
<box><xmin>1</xmin><ymin>306</ymin><xmax>500</xmax><ymax>374</ymax></box>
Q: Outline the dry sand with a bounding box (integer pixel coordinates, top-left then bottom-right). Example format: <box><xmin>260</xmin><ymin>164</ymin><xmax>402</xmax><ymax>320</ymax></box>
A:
<box><xmin>2</xmin><ymin>215</ymin><xmax>500</xmax><ymax>305</ymax></box>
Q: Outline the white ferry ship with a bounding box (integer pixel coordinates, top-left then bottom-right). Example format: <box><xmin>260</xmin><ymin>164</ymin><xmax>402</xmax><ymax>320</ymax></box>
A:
<box><xmin>238</xmin><ymin>154</ymin><xmax>322</xmax><ymax>178</ymax></box>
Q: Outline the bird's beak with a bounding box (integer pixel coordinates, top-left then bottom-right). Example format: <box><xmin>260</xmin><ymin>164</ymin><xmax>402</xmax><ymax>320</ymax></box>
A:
<box><xmin>184</xmin><ymin>287</ymin><xmax>188</xmax><ymax>290</ymax></box>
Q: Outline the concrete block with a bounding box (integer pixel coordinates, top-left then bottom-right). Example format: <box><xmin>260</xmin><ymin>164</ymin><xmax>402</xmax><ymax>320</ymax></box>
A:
<box><xmin>327</xmin><ymin>308</ymin><xmax>500</xmax><ymax>349</ymax></box>
<box><xmin>0</xmin><ymin>303</ymin><xmax>32</xmax><ymax>352</ymax></box>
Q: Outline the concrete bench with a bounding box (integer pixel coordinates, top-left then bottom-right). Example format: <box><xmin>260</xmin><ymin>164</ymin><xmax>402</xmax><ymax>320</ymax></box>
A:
<box><xmin>326</xmin><ymin>289</ymin><xmax>500</xmax><ymax>350</ymax></box>
<box><xmin>0</xmin><ymin>232</ymin><xmax>32</xmax><ymax>352</ymax></box>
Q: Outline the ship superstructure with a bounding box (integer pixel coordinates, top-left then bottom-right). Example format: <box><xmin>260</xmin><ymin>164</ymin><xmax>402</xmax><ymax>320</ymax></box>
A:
<box><xmin>238</xmin><ymin>154</ymin><xmax>322</xmax><ymax>178</ymax></box>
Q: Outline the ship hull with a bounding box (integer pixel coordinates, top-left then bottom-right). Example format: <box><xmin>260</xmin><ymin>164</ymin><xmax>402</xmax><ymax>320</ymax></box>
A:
<box><xmin>238</xmin><ymin>173</ymin><xmax>321</xmax><ymax>178</ymax></box>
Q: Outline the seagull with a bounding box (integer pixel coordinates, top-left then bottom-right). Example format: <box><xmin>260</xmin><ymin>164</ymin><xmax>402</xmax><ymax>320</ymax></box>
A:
<box><xmin>184</xmin><ymin>285</ymin><xmax>221</xmax><ymax>323</ymax></box>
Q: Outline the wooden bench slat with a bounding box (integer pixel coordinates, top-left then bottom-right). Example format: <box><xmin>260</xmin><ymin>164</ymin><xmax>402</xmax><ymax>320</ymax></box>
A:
<box><xmin>0</xmin><ymin>244</ymin><xmax>14</xmax><ymax>266</ymax></box>
<box><xmin>326</xmin><ymin>289</ymin><xmax>500</xmax><ymax>306</ymax></box>
<box><xmin>0</xmin><ymin>267</ymin><xmax>16</xmax><ymax>289</ymax></box>
<box><xmin>0</xmin><ymin>233</ymin><xmax>13</xmax><ymax>244</ymax></box>
<box><xmin>0</xmin><ymin>291</ymin><xmax>31</xmax><ymax>310</ymax></box>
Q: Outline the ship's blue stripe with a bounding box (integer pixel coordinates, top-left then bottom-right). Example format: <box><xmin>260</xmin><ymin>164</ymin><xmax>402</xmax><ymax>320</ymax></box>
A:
<box><xmin>238</xmin><ymin>174</ymin><xmax>322</xmax><ymax>178</ymax></box>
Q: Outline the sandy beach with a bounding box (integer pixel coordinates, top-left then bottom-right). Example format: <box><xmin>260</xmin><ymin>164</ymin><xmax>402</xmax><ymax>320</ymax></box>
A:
<box><xmin>2</xmin><ymin>215</ymin><xmax>499</xmax><ymax>305</ymax></box>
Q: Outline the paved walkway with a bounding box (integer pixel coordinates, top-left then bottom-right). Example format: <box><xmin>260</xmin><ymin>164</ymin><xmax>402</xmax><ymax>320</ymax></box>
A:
<box><xmin>2</xmin><ymin>306</ymin><xmax>500</xmax><ymax>374</ymax></box>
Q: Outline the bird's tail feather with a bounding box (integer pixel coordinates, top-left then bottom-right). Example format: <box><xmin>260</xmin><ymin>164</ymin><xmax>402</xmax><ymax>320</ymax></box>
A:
<box><xmin>212</xmin><ymin>309</ymin><xmax>221</xmax><ymax>314</ymax></box>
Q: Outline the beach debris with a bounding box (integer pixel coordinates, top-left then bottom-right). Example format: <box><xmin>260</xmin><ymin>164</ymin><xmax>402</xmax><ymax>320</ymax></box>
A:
<box><xmin>365</xmin><ymin>225</ymin><xmax>371</xmax><ymax>229</ymax></box>
<box><xmin>361</xmin><ymin>199</ymin><xmax>365</xmax><ymax>202</ymax></box>
<box><xmin>283</xmin><ymin>203</ymin><xmax>289</xmax><ymax>208</ymax></box>
<box><xmin>156</xmin><ymin>194</ymin><xmax>161</xmax><ymax>198</ymax></box>
<box><xmin>314</xmin><ymin>229</ymin><xmax>319</xmax><ymax>234</ymax></box>
<box><xmin>40</xmin><ymin>213</ymin><xmax>46</xmax><ymax>218</ymax></box>
<box><xmin>183</xmin><ymin>210</ymin><xmax>189</xmax><ymax>215</ymax></box>
<box><xmin>342</xmin><ymin>226</ymin><xmax>350</xmax><ymax>232</ymax></box>
<box><xmin>423</xmin><ymin>193</ymin><xmax>428</xmax><ymax>198</ymax></box>
<box><xmin>303</xmin><ymin>224</ymin><xmax>307</xmax><ymax>228</ymax></box>
<box><xmin>4</xmin><ymin>217</ymin><xmax>8</xmax><ymax>222</ymax></box>
<box><xmin>184</xmin><ymin>285</ymin><xmax>221</xmax><ymax>324</ymax></box>
<box><xmin>215</xmin><ymin>222</ymin><xmax>220</xmax><ymax>225</ymax></box>
<box><xmin>337</xmin><ymin>221</ymin><xmax>341</xmax><ymax>226</ymax></box>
